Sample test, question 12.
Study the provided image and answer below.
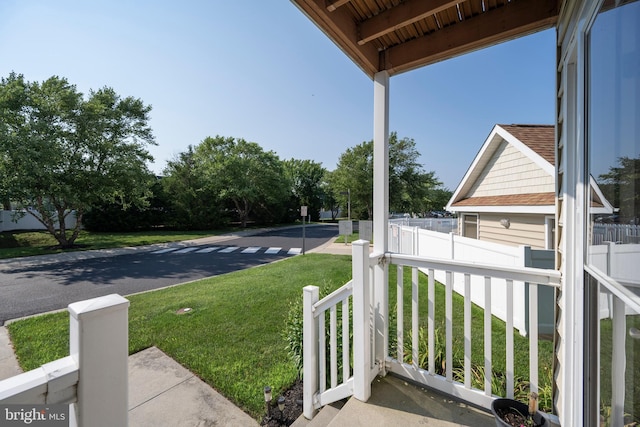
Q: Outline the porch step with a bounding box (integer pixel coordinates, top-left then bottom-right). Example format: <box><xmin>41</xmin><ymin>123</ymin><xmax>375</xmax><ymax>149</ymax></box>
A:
<box><xmin>306</xmin><ymin>375</ymin><xmax>495</xmax><ymax>427</ymax></box>
<box><xmin>291</xmin><ymin>401</ymin><xmax>345</xmax><ymax>427</ymax></box>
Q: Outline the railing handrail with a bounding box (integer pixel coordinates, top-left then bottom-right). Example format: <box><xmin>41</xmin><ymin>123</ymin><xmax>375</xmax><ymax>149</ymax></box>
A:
<box><xmin>0</xmin><ymin>356</ymin><xmax>78</xmax><ymax>404</ymax></box>
<box><xmin>313</xmin><ymin>280</ymin><xmax>353</xmax><ymax>315</ymax></box>
<box><xmin>386</xmin><ymin>252</ymin><xmax>561</xmax><ymax>287</ymax></box>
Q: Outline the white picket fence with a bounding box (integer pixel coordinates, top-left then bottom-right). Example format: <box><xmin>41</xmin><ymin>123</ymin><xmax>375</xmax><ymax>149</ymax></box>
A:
<box><xmin>389</xmin><ymin>224</ymin><xmax>555</xmax><ymax>335</ymax></box>
<box><xmin>0</xmin><ymin>210</ymin><xmax>77</xmax><ymax>232</ymax></box>
<box><xmin>589</xmin><ymin>241</ymin><xmax>640</xmax><ymax>318</ymax></box>
<box><xmin>389</xmin><ymin>217</ymin><xmax>458</xmax><ymax>234</ymax></box>
<box><xmin>0</xmin><ymin>294</ymin><xmax>129</xmax><ymax>427</ymax></box>
<box><xmin>302</xmin><ymin>240</ymin><xmax>561</xmax><ymax>422</ymax></box>
<box><xmin>592</xmin><ymin>222</ymin><xmax>640</xmax><ymax>245</ymax></box>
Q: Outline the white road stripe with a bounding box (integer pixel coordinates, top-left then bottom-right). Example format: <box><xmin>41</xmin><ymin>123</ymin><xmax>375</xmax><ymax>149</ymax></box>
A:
<box><xmin>151</xmin><ymin>248</ymin><xmax>179</xmax><ymax>254</ymax></box>
<box><xmin>173</xmin><ymin>247</ymin><xmax>199</xmax><ymax>254</ymax></box>
<box><xmin>195</xmin><ymin>247</ymin><xmax>220</xmax><ymax>253</ymax></box>
<box><xmin>287</xmin><ymin>248</ymin><xmax>302</xmax><ymax>255</ymax></box>
<box><xmin>218</xmin><ymin>247</ymin><xmax>239</xmax><ymax>253</ymax></box>
<box><xmin>265</xmin><ymin>247</ymin><xmax>281</xmax><ymax>254</ymax></box>
<box><xmin>241</xmin><ymin>247</ymin><xmax>261</xmax><ymax>254</ymax></box>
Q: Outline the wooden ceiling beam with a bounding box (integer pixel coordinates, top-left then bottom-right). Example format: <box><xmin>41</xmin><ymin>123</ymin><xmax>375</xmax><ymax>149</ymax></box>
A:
<box><xmin>383</xmin><ymin>0</ymin><xmax>559</xmax><ymax>75</ymax></box>
<box><xmin>357</xmin><ymin>0</ymin><xmax>461</xmax><ymax>46</ymax></box>
<box><xmin>292</xmin><ymin>0</ymin><xmax>380</xmax><ymax>77</ymax></box>
<box><xmin>326</xmin><ymin>0</ymin><xmax>351</xmax><ymax>12</ymax></box>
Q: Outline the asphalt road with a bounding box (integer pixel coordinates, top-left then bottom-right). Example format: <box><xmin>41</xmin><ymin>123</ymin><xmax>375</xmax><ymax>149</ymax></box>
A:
<box><xmin>0</xmin><ymin>224</ymin><xmax>338</xmax><ymax>324</ymax></box>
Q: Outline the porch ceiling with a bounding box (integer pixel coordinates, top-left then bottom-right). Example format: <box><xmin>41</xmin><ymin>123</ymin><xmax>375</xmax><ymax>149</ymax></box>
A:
<box><xmin>291</xmin><ymin>0</ymin><xmax>560</xmax><ymax>78</ymax></box>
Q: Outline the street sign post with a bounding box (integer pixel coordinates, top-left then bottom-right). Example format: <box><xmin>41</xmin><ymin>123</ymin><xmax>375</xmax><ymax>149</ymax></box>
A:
<box><xmin>301</xmin><ymin>206</ymin><xmax>308</xmax><ymax>254</ymax></box>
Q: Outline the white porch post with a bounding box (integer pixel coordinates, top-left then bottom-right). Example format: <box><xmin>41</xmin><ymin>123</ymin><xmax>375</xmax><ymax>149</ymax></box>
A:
<box><xmin>303</xmin><ymin>286</ymin><xmax>319</xmax><ymax>419</ymax></box>
<box><xmin>69</xmin><ymin>294</ymin><xmax>129</xmax><ymax>427</ymax></box>
<box><xmin>352</xmin><ymin>240</ymin><xmax>371</xmax><ymax>401</ymax></box>
<box><xmin>373</xmin><ymin>71</ymin><xmax>389</xmax><ymax>374</ymax></box>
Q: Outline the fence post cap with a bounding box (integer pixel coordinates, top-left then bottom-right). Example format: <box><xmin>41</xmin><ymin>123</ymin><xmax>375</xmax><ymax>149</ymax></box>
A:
<box><xmin>68</xmin><ymin>294</ymin><xmax>129</xmax><ymax>319</ymax></box>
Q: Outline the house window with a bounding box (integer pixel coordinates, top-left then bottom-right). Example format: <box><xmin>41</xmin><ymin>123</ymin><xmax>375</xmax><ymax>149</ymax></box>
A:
<box><xmin>586</xmin><ymin>1</ymin><xmax>640</xmax><ymax>425</ymax></box>
<box><xmin>462</xmin><ymin>214</ymin><xmax>478</xmax><ymax>239</ymax></box>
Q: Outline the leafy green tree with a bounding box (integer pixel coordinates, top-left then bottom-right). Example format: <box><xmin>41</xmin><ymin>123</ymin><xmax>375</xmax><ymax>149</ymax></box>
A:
<box><xmin>195</xmin><ymin>136</ymin><xmax>289</xmax><ymax>227</ymax></box>
<box><xmin>161</xmin><ymin>146</ymin><xmax>226</xmax><ymax>229</ymax></box>
<box><xmin>284</xmin><ymin>159</ymin><xmax>326</xmax><ymax>221</ymax></box>
<box><xmin>331</xmin><ymin>140</ymin><xmax>374</xmax><ymax>219</ymax></box>
<box><xmin>415</xmin><ymin>187</ymin><xmax>453</xmax><ymax>217</ymax></box>
<box><xmin>321</xmin><ymin>170</ymin><xmax>340</xmax><ymax>220</ymax></box>
<box><xmin>389</xmin><ymin>135</ymin><xmax>443</xmax><ymax>214</ymax></box>
<box><xmin>330</xmin><ymin>132</ymin><xmax>443</xmax><ymax>219</ymax></box>
<box><xmin>598</xmin><ymin>156</ymin><xmax>640</xmax><ymax>223</ymax></box>
<box><xmin>84</xmin><ymin>178</ymin><xmax>169</xmax><ymax>231</ymax></box>
<box><xmin>0</xmin><ymin>73</ymin><xmax>155</xmax><ymax>247</ymax></box>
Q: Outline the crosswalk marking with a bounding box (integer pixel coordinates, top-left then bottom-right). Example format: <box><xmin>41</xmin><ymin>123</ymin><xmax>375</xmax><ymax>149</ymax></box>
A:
<box><xmin>173</xmin><ymin>247</ymin><xmax>199</xmax><ymax>254</ymax></box>
<box><xmin>218</xmin><ymin>247</ymin><xmax>240</xmax><ymax>253</ymax></box>
<box><xmin>241</xmin><ymin>247</ymin><xmax>261</xmax><ymax>254</ymax></box>
<box><xmin>152</xmin><ymin>245</ymin><xmax>300</xmax><ymax>256</ymax></box>
<box><xmin>195</xmin><ymin>247</ymin><xmax>220</xmax><ymax>253</ymax></box>
<box><xmin>151</xmin><ymin>248</ymin><xmax>179</xmax><ymax>254</ymax></box>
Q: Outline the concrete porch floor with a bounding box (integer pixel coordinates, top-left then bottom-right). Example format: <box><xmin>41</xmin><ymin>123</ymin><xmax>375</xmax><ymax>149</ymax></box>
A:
<box><xmin>293</xmin><ymin>374</ymin><xmax>495</xmax><ymax>427</ymax></box>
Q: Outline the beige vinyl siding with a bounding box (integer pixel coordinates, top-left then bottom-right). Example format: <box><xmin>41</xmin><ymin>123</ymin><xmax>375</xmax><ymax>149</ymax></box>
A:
<box><xmin>467</xmin><ymin>141</ymin><xmax>554</xmax><ymax>197</ymax></box>
<box><xmin>478</xmin><ymin>213</ymin><xmax>547</xmax><ymax>249</ymax></box>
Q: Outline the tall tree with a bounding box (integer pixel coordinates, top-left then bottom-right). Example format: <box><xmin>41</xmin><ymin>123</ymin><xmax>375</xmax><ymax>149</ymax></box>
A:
<box><xmin>330</xmin><ymin>132</ymin><xmax>442</xmax><ymax>219</ymax></box>
<box><xmin>195</xmin><ymin>136</ymin><xmax>289</xmax><ymax>227</ymax></box>
<box><xmin>321</xmin><ymin>170</ymin><xmax>340</xmax><ymax>220</ymax></box>
<box><xmin>331</xmin><ymin>140</ymin><xmax>373</xmax><ymax>219</ymax></box>
<box><xmin>161</xmin><ymin>146</ymin><xmax>225</xmax><ymax>229</ymax></box>
<box><xmin>0</xmin><ymin>73</ymin><xmax>155</xmax><ymax>247</ymax></box>
<box><xmin>284</xmin><ymin>158</ymin><xmax>326</xmax><ymax>221</ymax></box>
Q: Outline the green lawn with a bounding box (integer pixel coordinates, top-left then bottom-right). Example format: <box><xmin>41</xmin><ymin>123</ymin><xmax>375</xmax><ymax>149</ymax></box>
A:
<box><xmin>333</xmin><ymin>232</ymin><xmax>360</xmax><ymax>244</ymax></box>
<box><xmin>7</xmin><ymin>255</ymin><xmax>555</xmax><ymax>419</ymax></box>
<box><xmin>0</xmin><ymin>230</ymin><xmax>229</xmax><ymax>259</ymax></box>
<box><xmin>7</xmin><ymin>254</ymin><xmax>352</xmax><ymax>420</ymax></box>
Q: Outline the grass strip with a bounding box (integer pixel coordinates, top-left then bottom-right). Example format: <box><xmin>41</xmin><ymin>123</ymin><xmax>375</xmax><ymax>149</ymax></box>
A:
<box><xmin>7</xmin><ymin>254</ymin><xmax>351</xmax><ymax>419</ymax></box>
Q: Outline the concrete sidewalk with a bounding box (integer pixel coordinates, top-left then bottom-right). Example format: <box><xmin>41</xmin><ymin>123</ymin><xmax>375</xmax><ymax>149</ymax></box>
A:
<box><xmin>0</xmin><ymin>339</ymin><xmax>259</xmax><ymax>426</ymax></box>
<box><xmin>128</xmin><ymin>347</ymin><xmax>258</xmax><ymax>426</ymax></box>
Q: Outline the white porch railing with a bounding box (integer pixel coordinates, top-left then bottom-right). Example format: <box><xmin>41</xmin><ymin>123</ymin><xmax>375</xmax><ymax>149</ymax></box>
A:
<box><xmin>302</xmin><ymin>240</ymin><xmax>377</xmax><ymax>419</ymax></box>
<box><xmin>389</xmin><ymin>224</ymin><xmax>556</xmax><ymax>336</ymax></box>
<box><xmin>0</xmin><ymin>294</ymin><xmax>129</xmax><ymax>427</ymax></box>
<box><xmin>302</xmin><ymin>240</ymin><xmax>561</xmax><ymax>421</ymax></box>
<box><xmin>384</xmin><ymin>251</ymin><xmax>560</xmax><ymax>409</ymax></box>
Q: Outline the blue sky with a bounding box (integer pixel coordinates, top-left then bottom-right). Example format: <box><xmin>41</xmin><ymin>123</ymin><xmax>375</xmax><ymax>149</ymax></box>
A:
<box><xmin>0</xmin><ymin>0</ymin><xmax>556</xmax><ymax>190</ymax></box>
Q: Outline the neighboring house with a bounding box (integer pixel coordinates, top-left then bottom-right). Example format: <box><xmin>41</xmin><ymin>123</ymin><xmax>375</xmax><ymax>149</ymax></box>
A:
<box><xmin>446</xmin><ymin>124</ymin><xmax>557</xmax><ymax>249</ymax></box>
<box><xmin>446</xmin><ymin>124</ymin><xmax>613</xmax><ymax>250</ymax></box>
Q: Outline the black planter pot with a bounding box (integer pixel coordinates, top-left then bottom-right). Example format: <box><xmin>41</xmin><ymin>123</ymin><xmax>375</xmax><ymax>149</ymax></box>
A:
<box><xmin>491</xmin><ymin>398</ymin><xmax>547</xmax><ymax>427</ymax></box>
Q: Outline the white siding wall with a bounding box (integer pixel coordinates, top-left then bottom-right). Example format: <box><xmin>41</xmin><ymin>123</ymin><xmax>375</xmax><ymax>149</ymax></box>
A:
<box><xmin>467</xmin><ymin>141</ymin><xmax>554</xmax><ymax>197</ymax></box>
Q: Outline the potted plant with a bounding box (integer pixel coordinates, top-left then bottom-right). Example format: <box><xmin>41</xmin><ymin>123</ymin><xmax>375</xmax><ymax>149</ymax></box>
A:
<box><xmin>491</xmin><ymin>392</ymin><xmax>547</xmax><ymax>427</ymax></box>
